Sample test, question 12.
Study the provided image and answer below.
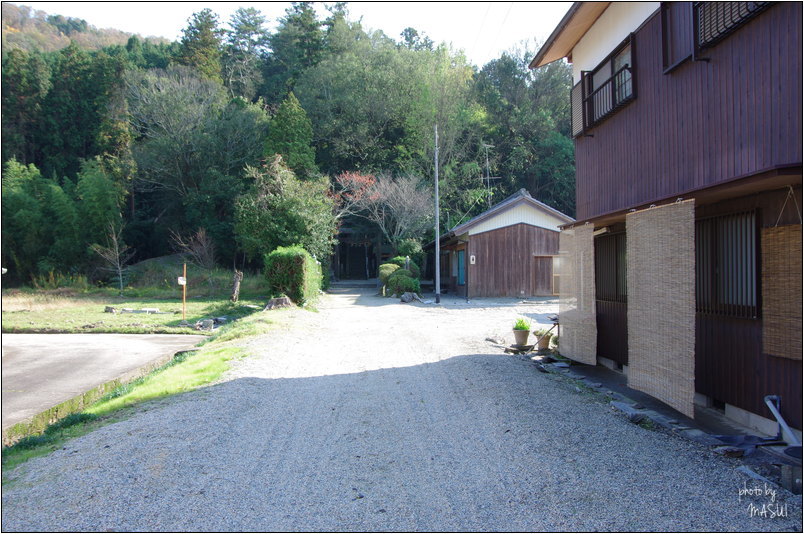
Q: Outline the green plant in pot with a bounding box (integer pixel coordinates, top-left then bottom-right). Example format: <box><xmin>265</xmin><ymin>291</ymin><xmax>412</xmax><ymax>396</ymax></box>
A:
<box><xmin>513</xmin><ymin>317</ymin><xmax>531</xmax><ymax>346</ymax></box>
<box><xmin>534</xmin><ymin>328</ymin><xmax>553</xmax><ymax>350</ymax></box>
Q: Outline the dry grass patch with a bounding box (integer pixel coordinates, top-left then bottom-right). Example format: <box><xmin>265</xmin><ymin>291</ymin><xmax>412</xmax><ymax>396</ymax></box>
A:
<box><xmin>2</xmin><ymin>289</ymin><xmax>108</xmax><ymax>313</ymax></box>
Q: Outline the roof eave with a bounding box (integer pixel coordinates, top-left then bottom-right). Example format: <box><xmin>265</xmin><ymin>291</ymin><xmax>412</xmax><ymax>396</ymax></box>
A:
<box><xmin>452</xmin><ymin>195</ymin><xmax>575</xmax><ymax>236</ymax></box>
<box><xmin>529</xmin><ymin>2</ymin><xmax>611</xmax><ymax>69</ymax></box>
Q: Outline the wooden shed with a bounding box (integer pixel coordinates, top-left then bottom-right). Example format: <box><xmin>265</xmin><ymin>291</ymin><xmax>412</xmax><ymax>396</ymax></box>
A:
<box><xmin>432</xmin><ymin>189</ymin><xmax>574</xmax><ymax>298</ymax></box>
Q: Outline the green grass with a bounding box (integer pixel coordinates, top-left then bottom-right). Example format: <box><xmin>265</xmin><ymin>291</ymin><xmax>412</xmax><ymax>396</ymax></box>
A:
<box><xmin>86</xmin><ymin>346</ymin><xmax>245</xmax><ymax>416</ymax></box>
<box><xmin>1</xmin><ymin>292</ymin><xmax>267</xmax><ymax>334</ymax></box>
<box><xmin>2</xmin><ymin>414</ymin><xmax>112</xmax><ymax>472</ymax></box>
<box><xmin>1</xmin><ymin>306</ymin><xmax>295</xmax><ymax>475</ymax></box>
<box><xmin>2</xmin><ymin>256</ymin><xmax>275</xmax><ymax>334</ymax></box>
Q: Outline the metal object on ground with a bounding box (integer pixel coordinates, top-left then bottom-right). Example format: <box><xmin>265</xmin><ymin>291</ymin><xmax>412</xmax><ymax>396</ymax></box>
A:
<box><xmin>764</xmin><ymin>395</ymin><xmax>802</xmax><ymax>449</ymax></box>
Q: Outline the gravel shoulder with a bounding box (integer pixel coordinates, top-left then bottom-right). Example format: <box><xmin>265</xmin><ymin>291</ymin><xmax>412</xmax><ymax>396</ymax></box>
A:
<box><xmin>2</xmin><ymin>288</ymin><xmax>801</xmax><ymax>532</ymax></box>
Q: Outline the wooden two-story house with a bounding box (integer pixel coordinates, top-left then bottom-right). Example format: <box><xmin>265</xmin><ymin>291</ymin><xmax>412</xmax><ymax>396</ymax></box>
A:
<box><xmin>531</xmin><ymin>2</ymin><xmax>802</xmax><ymax>435</ymax></box>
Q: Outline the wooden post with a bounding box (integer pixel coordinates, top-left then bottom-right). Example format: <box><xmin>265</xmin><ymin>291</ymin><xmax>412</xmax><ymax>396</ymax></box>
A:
<box><xmin>182</xmin><ymin>263</ymin><xmax>187</xmax><ymax>322</ymax></box>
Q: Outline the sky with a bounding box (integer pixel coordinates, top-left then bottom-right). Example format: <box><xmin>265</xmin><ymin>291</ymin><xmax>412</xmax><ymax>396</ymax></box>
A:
<box><xmin>17</xmin><ymin>1</ymin><xmax>572</xmax><ymax>67</ymax></box>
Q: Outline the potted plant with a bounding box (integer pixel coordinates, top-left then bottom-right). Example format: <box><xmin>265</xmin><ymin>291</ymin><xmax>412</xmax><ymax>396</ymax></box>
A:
<box><xmin>513</xmin><ymin>317</ymin><xmax>531</xmax><ymax>346</ymax></box>
<box><xmin>534</xmin><ymin>328</ymin><xmax>553</xmax><ymax>350</ymax></box>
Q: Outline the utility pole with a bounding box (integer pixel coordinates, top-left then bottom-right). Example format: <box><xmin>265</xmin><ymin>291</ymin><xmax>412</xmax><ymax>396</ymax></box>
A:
<box><xmin>434</xmin><ymin>124</ymin><xmax>441</xmax><ymax>304</ymax></box>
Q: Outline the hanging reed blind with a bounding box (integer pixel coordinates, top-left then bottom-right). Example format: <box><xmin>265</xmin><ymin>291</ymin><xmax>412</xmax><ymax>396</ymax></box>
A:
<box><xmin>558</xmin><ymin>226</ymin><xmax>597</xmax><ymax>365</ymax></box>
<box><xmin>627</xmin><ymin>200</ymin><xmax>696</xmax><ymax>418</ymax></box>
<box><xmin>762</xmin><ymin>224</ymin><xmax>802</xmax><ymax>360</ymax></box>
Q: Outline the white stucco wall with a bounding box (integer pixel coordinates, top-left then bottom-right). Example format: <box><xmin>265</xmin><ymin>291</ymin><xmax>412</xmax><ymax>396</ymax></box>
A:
<box><xmin>571</xmin><ymin>2</ymin><xmax>660</xmax><ymax>83</ymax></box>
<box><xmin>466</xmin><ymin>203</ymin><xmax>568</xmax><ymax>235</ymax></box>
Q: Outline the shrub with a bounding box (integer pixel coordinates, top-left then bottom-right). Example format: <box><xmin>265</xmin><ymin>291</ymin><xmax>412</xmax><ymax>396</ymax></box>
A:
<box><xmin>387</xmin><ymin>274</ymin><xmax>420</xmax><ymax>296</ymax></box>
<box><xmin>388</xmin><ymin>268</ymin><xmax>413</xmax><ymax>283</ymax></box>
<box><xmin>397</xmin><ymin>238</ymin><xmax>424</xmax><ymax>267</ymax></box>
<box><xmin>513</xmin><ymin>317</ymin><xmax>531</xmax><ymax>330</ymax></box>
<box><xmin>30</xmin><ymin>272</ymin><xmax>90</xmax><ymax>291</ymax></box>
<box><xmin>389</xmin><ymin>256</ymin><xmax>421</xmax><ymax>279</ymax></box>
<box><xmin>379</xmin><ymin>263</ymin><xmax>400</xmax><ymax>285</ymax></box>
<box><xmin>263</xmin><ymin>245</ymin><xmax>322</xmax><ymax>305</ymax></box>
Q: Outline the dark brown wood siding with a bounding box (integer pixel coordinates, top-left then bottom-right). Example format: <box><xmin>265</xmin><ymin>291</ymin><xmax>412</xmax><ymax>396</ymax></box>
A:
<box><xmin>695</xmin><ymin>187</ymin><xmax>802</xmax><ymax>428</ymax></box>
<box><xmin>574</xmin><ymin>2</ymin><xmax>803</xmax><ymax>221</ymax></box>
<box><xmin>595</xmin><ymin>230</ymin><xmax>628</xmax><ymax>364</ymax></box>
<box><xmin>467</xmin><ymin>224</ymin><xmax>559</xmax><ymax>298</ymax></box>
<box><xmin>596</xmin><ymin>301</ymin><xmax>628</xmax><ymax>365</ymax></box>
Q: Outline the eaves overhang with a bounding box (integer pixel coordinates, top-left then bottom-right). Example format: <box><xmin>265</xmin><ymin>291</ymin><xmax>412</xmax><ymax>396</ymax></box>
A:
<box><xmin>529</xmin><ymin>2</ymin><xmax>611</xmax><ymax>69</ymax></box>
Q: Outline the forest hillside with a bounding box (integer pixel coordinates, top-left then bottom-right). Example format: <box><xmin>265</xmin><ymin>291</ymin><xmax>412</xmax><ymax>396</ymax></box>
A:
<box><xmin>1</xmin><ymin>2</ymin><xmax>574</xmax><ymax>286</ymax></box>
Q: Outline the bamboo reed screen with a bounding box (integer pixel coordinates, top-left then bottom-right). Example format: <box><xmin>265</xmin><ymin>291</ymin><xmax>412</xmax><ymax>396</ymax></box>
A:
<box><xmin>558</xmin><ymin>225</ymin><xmax>597</xmax><ymax>364</ymax></box>
<box><xmin>626</xmin><ymin>200</ymin><xmax>696</xmax><ymax>418</ymax></box>
<box><xmin>762</xmin><ymin>224</ymin><xmax>802</xmax><ymax>360</ymax></box>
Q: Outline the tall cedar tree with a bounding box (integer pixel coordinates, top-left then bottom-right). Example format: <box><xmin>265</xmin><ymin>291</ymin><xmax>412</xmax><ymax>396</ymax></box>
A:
<box><xmin>261</xmin><ymin>2</ymin><xmax>325</xmax><ymax>102</ymax></box>
<box><xmin>1</xmin><ymin>49</ymin><xmax>51</xmax><ymax>165</ymax></box>
<box><xmin>264</xmin><ymin>92</ymin><xmax>318</xmax><ymax>179</ymax></box>
<box><xmin>223</xmin><ymin>7</ymin><xmax>269</xmax><ymax>99</ymax></box>
<box><xmin>176</xmin><ymin>9</ymin><xmax>224</xmax><ymax>82</ymax></box>
<box><xmin>37</xmin><ymin>43</ymin><xmax>125</xmax><ymax>180</ymax></box>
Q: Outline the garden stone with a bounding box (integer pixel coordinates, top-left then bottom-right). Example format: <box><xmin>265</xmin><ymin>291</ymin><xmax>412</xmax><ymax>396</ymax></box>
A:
<box><xmin>195</xmin><ymin>319</ymin><xmax>214</xmax><ymax>331</ymax></box>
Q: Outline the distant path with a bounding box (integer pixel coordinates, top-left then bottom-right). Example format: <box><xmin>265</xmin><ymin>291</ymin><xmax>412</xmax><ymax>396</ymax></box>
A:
<box><xmin>1</xmin><ymin>334</ymin><xmax>205</xmax><ymax>430</ymax></box>
<box><xmin>1</xmin><ymin>291</ymin><xmax>800</xmax><ymax>531</ymax></box>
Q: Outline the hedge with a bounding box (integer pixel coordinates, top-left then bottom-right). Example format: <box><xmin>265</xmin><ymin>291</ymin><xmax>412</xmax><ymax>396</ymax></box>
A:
<box><xmin>379</xmin><ymin>263</ymin><xmax>400</xmax><ymax>286</ymax></box>
<box><xmin>263</xmin><ymin>245</ymin><xmax>322</xmax><ymax>305</ymax></box>
<box><xmin>388</xmin><ymin>268</ymin><xmax>413</xmax><ymax>282</ymax></box>
<box><xmin>387</xmin><ymin>274</ymin><xmax>420</xmax><ymax>296</ymax></box>
<box><xmin>389</xmin><ymin>256</ymin><xmax>421</xmax><ymax>279</ymax></box>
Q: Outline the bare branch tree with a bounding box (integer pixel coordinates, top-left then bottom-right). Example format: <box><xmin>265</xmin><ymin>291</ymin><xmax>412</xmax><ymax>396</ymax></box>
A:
<box><xmin>91</xmin><ymin>223</ymin><xmax>136</xmax><ymax>295</ymax></box>
<box><xmin>331</xmin><ymin>171</ymin><xmax>377</xmax><ymax>221</ymax></box>
<box><xmin>337</xmin><ymin>172</ymin><xmax>434</xmax><ymax>250</ymax></box>
<box><xmin>170</xmin><ymin>228</ymin><xmax>217</xmax><ymax>272</ymax></box>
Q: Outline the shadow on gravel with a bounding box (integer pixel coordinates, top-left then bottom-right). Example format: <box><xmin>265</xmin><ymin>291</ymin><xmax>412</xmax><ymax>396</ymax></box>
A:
<box><xmin>2</xmin><ymin>352</ymin><xmax>801</xmax><ymax>533</ymax></box>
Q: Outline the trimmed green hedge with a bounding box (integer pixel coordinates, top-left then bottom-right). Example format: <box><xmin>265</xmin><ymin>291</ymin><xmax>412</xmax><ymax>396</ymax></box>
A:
<box><xmin>388</xmin><ymin>268</ymin><xmax>413</xmax><ymax>283</ymax></box>
<box><xmin>263</xmin><ymin>246</ymin><xmax>322</xmax><ymax>305</ymax></box>
<box><xmin>387</xmin><ymin>274</ymin><xmax>420</xmax><ymax>295</ymax></box>
<box><xmin>379</xmin><ymin>263</ymin><xmax>400</xmax><ymax>286</ymax></box>
<box><xmin>389</xmin><ymin>256</ymin><xmax>421</xmax><ymax>279</ymax></box>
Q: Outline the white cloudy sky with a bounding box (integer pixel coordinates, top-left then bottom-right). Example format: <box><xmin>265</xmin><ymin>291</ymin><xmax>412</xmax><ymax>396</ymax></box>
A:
<box><xmin>17</xmin><ymin>1</ymin><xmax>571</xmax><ymax>67</ymax></box>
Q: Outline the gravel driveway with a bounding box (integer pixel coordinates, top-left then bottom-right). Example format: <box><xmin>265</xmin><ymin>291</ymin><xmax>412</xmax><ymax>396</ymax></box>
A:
<box><xmin>2</xmin><ymin>288</ymin><xmax>801</xmax><ymax>531</ymax></box>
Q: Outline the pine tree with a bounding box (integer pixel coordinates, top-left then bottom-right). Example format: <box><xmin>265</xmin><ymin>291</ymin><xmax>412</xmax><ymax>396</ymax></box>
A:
<box><xmin>176</xmin><ymin>8</ymin><xmax>224</xmax><ymax>82</ymax></box>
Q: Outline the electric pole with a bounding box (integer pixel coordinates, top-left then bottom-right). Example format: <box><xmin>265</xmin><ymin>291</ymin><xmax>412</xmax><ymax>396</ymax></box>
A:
<box><xmin>434</xmin><ymin>124</ymin><xmax>441</xmax><ymax>304</ymax></box>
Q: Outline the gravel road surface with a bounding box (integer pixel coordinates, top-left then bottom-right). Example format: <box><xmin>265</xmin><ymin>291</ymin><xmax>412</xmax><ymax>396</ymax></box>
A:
<box><xmin>2</xmin><ymin>288</ymin><xmax>801</xmax><ymax>531</ymax></box>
